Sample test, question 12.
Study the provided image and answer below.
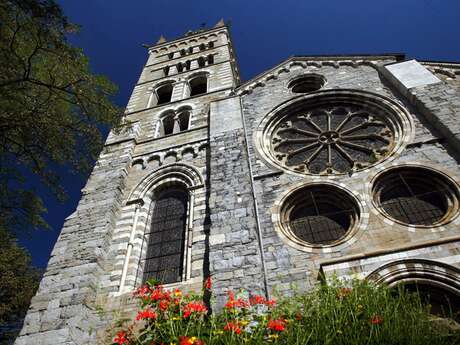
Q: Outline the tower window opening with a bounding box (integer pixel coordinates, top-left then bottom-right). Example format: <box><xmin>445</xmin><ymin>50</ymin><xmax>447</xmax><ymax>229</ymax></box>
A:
<box><xmin>199</xmin><ymin>43</ymin><xmax>206</xmax><ymax>51</ymax></box>
<box><xmin>207</xmin><ymin>54</ymin><xmax>214</xmax><ymax>65</ymax></box>
<box><xmin>156</xmin><ymin>84</ymin><xmax>173</xmax><ymax>105</ymax></box>
<box><xmin>180</xmin><ymin>49</ymin><xmax>186</xmax><ymax>56</ymax></box>
<box><xmin>178</xmin><ymin>111</ymin><xmax>190</xmax><ymax>131</ymax></box>
<box><xmin>177</xmin><ymin>63</ymin><xmax>184</xmax><ymax>73</ymax></box>
<box><xmin>188</xmin><ymin>47</ymin><xmax>193</xmax><ymax>54</ymax></box>
<box><xmin>189</xmin><ymin>76</ymin><xmax>207</xmax><ymax>96</ymax></box>
<box><xmin>197</xmin><ymin>57</ymin><xmax>205</xmax><ymax>68</ymax></box>
<box><xmin>142</xmin><ymin>188</ymin><xmax>188</xmax><ymax>284</ymax></box>
<box><xmin>168</xmin><ymin>52</ymin><xmax>174</xmax><ymax>59</ymax></box>
<box><xmin>185</xmin><ymin>60</ymin><xmax>191</xmax><ymax>71</ymax></box>
<box><xmin>162</xmin><ymin>115</ymin><xmax>175</xmax><ymax>136</ymax></box>
<box><xmin>208</xmin><ymin>41</ymin><xmax>214</xmax><ymax>49</ymax></box>
<box><xmin>163</xmin><ymin>66</ymin><xmax>170</xmax><ymax>76</ymax></box>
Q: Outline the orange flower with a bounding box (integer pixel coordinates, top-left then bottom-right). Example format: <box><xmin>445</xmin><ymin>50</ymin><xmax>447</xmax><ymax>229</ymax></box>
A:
<box><xmin>370</xmin><ymin>315</ymin><xmax>383</xmax><ymax>325</ymax></box>
<box><xmin>267</xmin><ymin>319</ymin><xmax>286</xmax><ymax>332</ymax></box>
<box><xmin>113</xmin><ymin>330</ymin><xmax>129</xmax><ymax>344</ymax></box>
<box><xmin>337</xmin><ymin>287</ymin><xmax>352</xmax><ymax>299</ymax></box>
<box><xmin>223</xmin><ymin>321</ymin><xmax>242</xmax><ymax>334</ymax></box>
<box><xmin>135</xmin><ymin>308</ymin><xmax>157</xmax><ymax>321</ymax></box>
<box><xmin>174</xmin><ymin>288</ymin><xmax>183</xmax><ymax>297</ymax></box>
<box><xmin>182</xmin><ymin>301</ymin><xmax>208</xmax><ymax>318</ymax></box>
<box><xmin>150</xmin><ymin>286</ymin><xmax>171</xmax><ymax>301</ymax></box>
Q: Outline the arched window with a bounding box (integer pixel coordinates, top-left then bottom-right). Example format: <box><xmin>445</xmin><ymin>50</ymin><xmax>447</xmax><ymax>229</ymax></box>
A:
<box><xmin>163</xmin><ymin>66</ymin><xmax>170</xmax><ymax>77</ymax></box>
<box><xmin>208</xmin><ymin>41</ymin><xmax>214</xmax><ymax>49</ymax></box>
<box><xmin>177</xmin><ymin>63</ymin><xmax>184</xmax><ymax>73</ymax></box>
<box><xmin>156</xmin><ymin>83</ymin><xmax>173</xmax><ymax>105</ymax></box>
<box><xmin>142</xmin><ymin>188</ymin><xmax>188</xmax><ymax>284</ymax></box>
<box><xmin>199</xmin><ymin>43</ymin><xmax>206</xmax><ymax>51</ymax></box>
<box><xmin>188</xmin><ymin>47</ymin><xmax>193</xmax><ymax>54</ymax></box>
<box><xmin>180</xmin><ymin>49</ymin><xmax>186</xmax><ymax>56</ymax></box>
<box><xmin>197</xmin><ymin>57</ymin><xmax>205</xmax><ymax>68</ymax></box>
<box><xmin>189</xmin><ymin>75</ymin><xmax>207</xmax><ymax>96</ymax></box>
<box><xmin>162</xmin><ymin>115</ymin><xmax>175</xmax><ymax>135</ymax></box>
<box><xmin>178</xmin><ymin>111</ymin><xmax>190</xmax><ymax>131</ymax></box>
<box><xmin>185</xmin><ymin>60</ymin><xmax>191</xmax><ymax>71</ymax></box>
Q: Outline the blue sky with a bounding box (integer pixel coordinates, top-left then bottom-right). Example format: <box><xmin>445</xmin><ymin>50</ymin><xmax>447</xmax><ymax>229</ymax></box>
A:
<box><xmin>19</xmin><ymin>0</ymin><xmax>460</xmax><ymax>267</ymax></box>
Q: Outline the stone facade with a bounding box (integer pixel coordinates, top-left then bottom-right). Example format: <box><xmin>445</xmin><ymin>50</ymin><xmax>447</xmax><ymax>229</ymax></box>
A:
<box><xmin>16</xmin><ymin>22</ymin><xmax>460</xmax><ymax>344</ymax></box>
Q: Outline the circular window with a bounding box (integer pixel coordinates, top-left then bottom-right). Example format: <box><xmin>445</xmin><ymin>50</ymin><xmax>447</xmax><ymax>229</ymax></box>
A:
<box><xmin>373</xmin><ymin>167</ymin><xmax>459</xmax><ymax>226</ymax></box>
<box><xmin>258</xmin><ymin>90</ymin><xmax>412</xmax><ymax>176</ymax></box>
<box><xmin>288</xmin><ymin>74</ymin><xmax>326</xmax><ymax>93</ymax></box>
<box><xmin>280</xmin><ymin>184</ymin><xmax>360</xmax><ymax>246</ymax></box>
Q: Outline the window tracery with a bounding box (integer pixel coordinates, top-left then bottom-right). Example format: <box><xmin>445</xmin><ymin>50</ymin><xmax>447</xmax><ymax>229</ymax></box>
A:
<box><xmin>259</xmin><ymin>91</ymin><xmax>411</xmax><ymax>176</ymax></box>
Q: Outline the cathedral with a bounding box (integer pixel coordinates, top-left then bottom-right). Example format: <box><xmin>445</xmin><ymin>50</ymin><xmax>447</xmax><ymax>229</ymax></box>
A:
<box><xmin>16</xmin><ymin>21</ymin><xmax>460</xmax><ymax>344</ymax></box>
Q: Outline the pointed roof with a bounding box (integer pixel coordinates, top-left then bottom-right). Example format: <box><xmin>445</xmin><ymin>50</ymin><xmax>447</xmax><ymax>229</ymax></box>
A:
<box><xmin>156</xmin><ymin>35</ymin><xmax>167</xmax><ymax>44</ymax></box>
<box><xmin>214</xmin><ymin>18</ymin><xmax>225</xmax><ymax>28</ymax></box>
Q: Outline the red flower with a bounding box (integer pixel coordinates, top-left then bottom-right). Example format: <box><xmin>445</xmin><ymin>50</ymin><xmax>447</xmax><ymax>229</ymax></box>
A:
<box><xmin>182</xmin><ymin>301</ymin><xmax>208</xmax><ymax>318</ymax></box>
<box><xmin>150</xmin><ymin>286</ymin><xmax>171</xmax><ymax>301</ymax></box>
<box><xmin>370</xmin><ymin>315</ymin><xmax>383</xmax><ymax>325</ymax></box>
<box><xmin>179</xmin><ymin>336</ymin><xmax>204</xmax><ymax>345</ymax></box>
<box><xmin>267</xmin><ymin>319</ymin><xmax>286</xmax><ymax>332</ymax></box>
<box><xmin>223</xmin><ymin>321</ymin><xmax>242</xmax><ymax>334</ymax></box>
<box><xmin>113</xmin><ymin>330</ymin><xmax>129</xmax><ymax>345</ymax></box>
<box><xmin>135</xmin><ymin>308</ymin><xmax>157</xmax><ymax>321</ymax></box>
<box><xmin>159</xmin><ymin>299</ymin><xmax>170</xmax><ymax>311</ymax></box>
<box><xmin>265</xmin><ymin>299</ymin><xmax>276</xmax><ymax>307</ymax></box>
<box><xmin>224</xmin><ymin>291</ymin><xmax>249</xmax><ymax>310</ymax></box>
<box><xmin>204</xmin><ymin>276</ymin><xmax>212</xmax><ymax>290</ymax></box>
<box><xmin>249</xmin><ymin>294</ymin><xmax>266</xmax><ymax>305</ymax></box>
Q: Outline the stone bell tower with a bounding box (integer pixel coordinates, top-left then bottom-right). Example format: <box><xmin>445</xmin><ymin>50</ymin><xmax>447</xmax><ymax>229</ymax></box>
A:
<box><xmin>15</xmin><ymin>20</ymin><xmax>246</xmax><ymax>345</ymax></box>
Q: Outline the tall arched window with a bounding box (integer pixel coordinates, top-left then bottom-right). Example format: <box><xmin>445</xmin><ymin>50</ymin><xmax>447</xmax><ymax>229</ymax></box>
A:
<box><xmin>156</xmin><ymin>83</ymin><xmax>173</xmax><ymax>105</ymax></box>
<box><xmin>189</xmin><ymin>75</ymin><xmax>207</xmax><ymax>96</ymax></box>
<box><xmin>142</xmin><ymin>188</ymin><xmax>188</xmax><ymax>284</ymax></box>
<box><xmin>178</xmin><ymin>110</ymin><xmax>190</xmax><ymax>131</ymax></box>
<box><xmin>162</xmin><ymin>115</ymin><xmax>175</xmax><ymax>135</ymax></box>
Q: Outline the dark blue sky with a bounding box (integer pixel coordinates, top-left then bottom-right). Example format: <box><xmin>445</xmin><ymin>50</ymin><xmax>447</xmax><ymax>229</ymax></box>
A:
<box><xmin>19</xmin><ymin>0</ymin><xmax>460</xmax><ymax>267</ymax></box>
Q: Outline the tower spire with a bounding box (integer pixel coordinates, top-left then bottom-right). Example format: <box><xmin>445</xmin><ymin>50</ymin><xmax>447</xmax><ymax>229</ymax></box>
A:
<box><xmin>156</xmin><ymin>35</ymin><xmax>166</xmax><ymax>44</ymax></box>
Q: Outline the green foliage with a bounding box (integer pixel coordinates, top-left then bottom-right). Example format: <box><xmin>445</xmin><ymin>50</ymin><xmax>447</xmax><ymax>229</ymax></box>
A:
<box><xmin>0</xmin><ymin>226</ymin><xmax>41</xmax><ymax>344</ymax></box>
<box><xmin>107</xmin><ymin>279</ymin><xmax>459</xmax><ymax>345</ymax></box>
<box><xmin>0</xmin><ymin>0</ymin><xmax>122</xmax><ymax>235</ymax></box>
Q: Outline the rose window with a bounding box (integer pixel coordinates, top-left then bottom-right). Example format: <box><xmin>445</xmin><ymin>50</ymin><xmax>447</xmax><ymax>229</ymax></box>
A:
<box><xmin>252</xmin><ymin>86</ymin><xmax>419</xmax><ymax>177</ymax></box>
<box><xmin>271</xmin><ymin>104</ymin><xmax>395</xmax><ymax>174</ymax></box>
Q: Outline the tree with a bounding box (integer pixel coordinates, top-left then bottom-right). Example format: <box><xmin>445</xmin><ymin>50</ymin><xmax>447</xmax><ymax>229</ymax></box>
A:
<box><xmin>0</xmin><ymin>0</ymin><xmax>122</xmax><ymax>235</ymax></box>
<box><xmin>0</xmin><ymin>226</ymin><xmax>41</xmax><ymax>345</ymax></box>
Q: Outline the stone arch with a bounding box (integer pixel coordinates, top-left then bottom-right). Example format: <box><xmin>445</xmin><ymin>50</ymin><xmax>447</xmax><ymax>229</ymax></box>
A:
<box><xmin>128</xmin><ymin>163</ymin><xmax>204</xmax><ymax>202</ymax></box>
<box><xmin>131</xmin><ymin>158</ymin><xmax>145</xmax><ymax>170</ymax></box>
<box><xmin>181</xmin><ymin>146</ymin><xmax>196</xmax><ymax>160</ymax></box>
<box><xmin>367</xmin><ymin>259</ymin><xmax>460</xmax><ymax>320</ymax></box>
<box><xmin>367</xmin><ymin>259</ymin><xmax>460</xmax><ymax>294</ymax></box>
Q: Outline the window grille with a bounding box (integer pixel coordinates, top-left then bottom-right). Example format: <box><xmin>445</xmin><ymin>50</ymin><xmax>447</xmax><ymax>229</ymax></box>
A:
<box><xmin>142</xmin><ymin>189</ymin><xmax>188</xmax><ymax>284</ymax></box>
<box><xmin>282</xmin><ymin>185</ymin><xmax>359</xmax><ymax>245</ymax></box>
<box><xmin>374</xmin><ymin>168</ymin><xmax>458</xmax><ymax>226</ymax></box>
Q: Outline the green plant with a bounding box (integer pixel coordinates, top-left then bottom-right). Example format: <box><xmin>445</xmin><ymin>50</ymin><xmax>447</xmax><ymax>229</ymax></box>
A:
<box><xmin>108</xmin><ymin>278</ymin><xmax>459</xmax><ymax>345</ymax></box>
